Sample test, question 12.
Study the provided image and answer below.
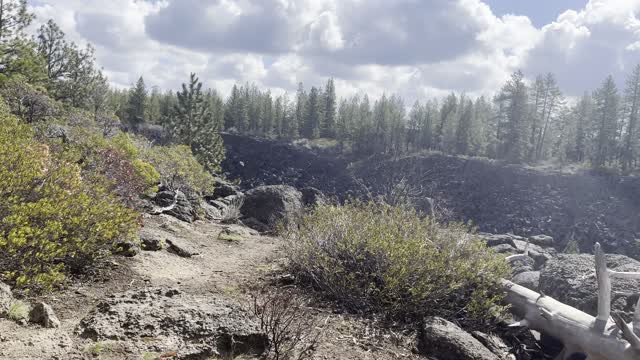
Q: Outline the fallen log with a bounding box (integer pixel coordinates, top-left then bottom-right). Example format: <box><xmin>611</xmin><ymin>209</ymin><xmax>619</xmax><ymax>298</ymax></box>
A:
<box><xmin>503</xmin><ymin>242</ymin><xmax>640</xmax><ymax>360</ymax></box>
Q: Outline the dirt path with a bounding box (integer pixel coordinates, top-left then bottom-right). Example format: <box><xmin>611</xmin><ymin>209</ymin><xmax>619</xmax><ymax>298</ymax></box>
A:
<box><xmin>0</xmin><ymin>214</ymin><xmax>420</xmax><ymax>360</ymax></box>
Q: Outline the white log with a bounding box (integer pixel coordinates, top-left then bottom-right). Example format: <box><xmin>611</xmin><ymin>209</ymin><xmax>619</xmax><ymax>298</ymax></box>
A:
<box><xmin>635</xmin><ymin>296</ymin><xmax>640</xmax><ymax>337</ymax></box>
<box><xmin>610</xmin><ymin>272</ymin><xmax>640</xmax><ymax>280</ymax></box>
<box><xmin>503</xmin><ymin>280</ymin><xmax>639</xmax><ymax>360</ymax></box>
<box><xmin>595</xmin><ymin>243</ymin><xmax>611</xmax><ymax>327</ymax></box>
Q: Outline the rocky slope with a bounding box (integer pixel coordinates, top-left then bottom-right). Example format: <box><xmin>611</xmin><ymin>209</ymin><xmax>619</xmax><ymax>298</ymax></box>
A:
<box><xmin>222</xmin><ymin>134</ymin><xmax>640</xmax><ymax>258</ymax></box>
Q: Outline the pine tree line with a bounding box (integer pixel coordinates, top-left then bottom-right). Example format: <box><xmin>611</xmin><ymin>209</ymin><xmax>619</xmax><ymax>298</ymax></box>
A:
<box><xmin>114</xmin><ymin>67</ymin><xmax>640</xmax><ymax>172</ymax></box>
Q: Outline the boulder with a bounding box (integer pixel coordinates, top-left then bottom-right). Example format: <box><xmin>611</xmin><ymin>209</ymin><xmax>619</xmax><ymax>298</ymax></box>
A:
<box><xmin>417</xmin><ymin>317</ymin><xmax>499</xmax><ymax>360</ymax></box>
<box><xmin>164</xmin><ymin>191</ymin><xmax>196</xmax><ymax>223</ymax></box>
<box><xmin>481</xmin><ymin>234</ymin><xmax>517</xmax><ymax>248</ymax></box>
<box><xmin>240</xmin><ymin>185</ymin><xmax>303</xmax><ymax>231</ymax></box>
<box><xmin>0</xmin><ymin>282</ymin><xmax>13</xmax><ymax>315</ymax></box>
<box><xmin>539</xmin><ymin>253</ymin><xmax>640</xmax><ymax>316</ymax></box>
<box><xmin>528</xmin><ymin>235</ymin><xmax>554</xmax><ymax>248</ymax></box>
<box><xmin>139</xmin><ymin>234</ymin><xmax>164</xmax><ymax>251</ymax></box>
<box><xmin>300</xmin><ymin>187</ymin><xmax>327</xmax><ymax>207</ymax></box>
<box><xmin>29</xmin><ymin>302</ymin><xmax>60</xmax><ymax>328</ymax></box>
<box><xmin>512</xmin><ymin>271</ymin><xmax>540</xmax><ymax>291</ymax></box>
<box><xmin>77</xmin><ymin>288</ymin><xmax>267</xmax><ymax>359</ymax></box>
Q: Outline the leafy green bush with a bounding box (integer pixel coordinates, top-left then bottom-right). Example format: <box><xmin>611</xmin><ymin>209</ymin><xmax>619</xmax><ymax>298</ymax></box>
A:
<box><xmin>58</xmin><ymin>129</ymin><xmax>160</xmax><ymax>205</ymax></box>
<box><xmin>286</xmin><ymin>201</ymin><xmax>508</xmax><ymax>326</ymax></box>
<box><xmin>143</xmin><ymin>144</ymin><xmax>214</xmax><ymax>195</ymax></box>
<box><xmin>0</xmin><ymin>104</ymin><xmax>139</xmax><ymax>292</ymax></box>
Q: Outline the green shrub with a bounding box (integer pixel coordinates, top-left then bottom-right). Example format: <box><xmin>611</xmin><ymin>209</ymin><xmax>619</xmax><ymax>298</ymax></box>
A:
<box><xmin>0</xmin><ymin>104</ymin><xmax>139</xmax><ymax>292</ymax></box>
<box><xmin>58</xmin><ymin>129</ymin><xmax>160</xmax><ymax>205</ymax></box>
<box><xmin>143</xmin><ymin>145</ymin><xmax>214</xmax><ymax>195</ymax></box>
<box><xmin>286</xmin><ymin>201</ymin><xmax>508</xmax><ymax>326</ymax></box>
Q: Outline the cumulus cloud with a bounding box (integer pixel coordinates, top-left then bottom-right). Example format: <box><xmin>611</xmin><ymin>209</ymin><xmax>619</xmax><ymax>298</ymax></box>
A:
<box><xmin>26</xmin><ymin>0</ymin><xmax>640</xmax><ymax>103</ymax></box>
<box><xmin>523</xmin><ymin>0</ymin><xmax>640</xmax><ymax>94</ymax></box>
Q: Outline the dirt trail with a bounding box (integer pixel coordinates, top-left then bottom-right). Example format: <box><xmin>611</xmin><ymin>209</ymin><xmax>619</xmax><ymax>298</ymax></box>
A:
<box><xmin>0</xmin><ymin>215</ymin><xmax>419</xmax><ymax>360</ymax></box>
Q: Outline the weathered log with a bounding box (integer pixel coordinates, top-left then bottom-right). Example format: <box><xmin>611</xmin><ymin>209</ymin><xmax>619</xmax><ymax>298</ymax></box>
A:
<box><xmin>503</xmin><ymin>242</ymin><xmax>640</xmax><ymax>360</ymax></box>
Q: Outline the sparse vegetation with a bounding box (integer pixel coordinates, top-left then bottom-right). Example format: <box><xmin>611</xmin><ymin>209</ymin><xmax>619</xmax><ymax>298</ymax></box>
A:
<box><xmin>251</xmin><ymin>290</ymin><xmax>319</xmax><ymax>360</ymax></box>
<box><xmin>286</xmin><ymin>201</ymin><xmax>509</xmax><ymax>327</ymax></box>
<box><xmin>220</xmin><ymin>195</ymin><xmax>245</xmax><ymax>224</ymax></box>
<box><xmin>7</xmin><ymin>300</ymin><xmax>30</xmax><ymax>321</ymax></box>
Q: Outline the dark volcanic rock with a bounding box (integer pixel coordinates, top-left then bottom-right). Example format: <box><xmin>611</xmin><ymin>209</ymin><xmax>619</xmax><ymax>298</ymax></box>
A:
<box><xmin>417</xmin><ymin>317</ymin><xmax>499</xmax><ymax>360</ymax></box>
<box><xmin>211</xmin><ymin>178</ymin><xmax>242</xmax><ymax>199</ymax></box>
<box><xmin>153</xmin><ymin>190</ymin><xmax>176</xmax><ymax>208</ymax></box>
<box><xmin>164</xmin><ymin>191</ymin><xmax>196</xmax><ymax>223</ymax></box>
<box><xmin>77</xmin><ymin>288</ymin><xmax>267</xmax><ymax>359</ymax></box>
<box><xmin>241</xmin><ymin>185</ymin><xmax>303</xmax><ymax>231</ymax></box>
<box><xmin>539</xmin><ymin>253</ymin><xmax>640</xmax><ymax>316</ymax></box>
<box><xmin>352</xmin><ymin>154</ymin><xmax>640</xmax><ymax>259</ymax></box>
<box><xmin>221</xmin><ymin>133</ymin><xmax>362</xmax><ymax>198</ymax></box>
<box><xmin>222</xmin><ymin>134</ymin><xmax>640</xmax><ymax>259</ymax></box>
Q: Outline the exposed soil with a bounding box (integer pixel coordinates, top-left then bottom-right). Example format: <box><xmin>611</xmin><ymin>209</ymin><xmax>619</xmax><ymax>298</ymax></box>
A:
<box><xmin>0</xmin><ymin>214</ymin><xmax>421</xmax><ymax>360</ymax></box>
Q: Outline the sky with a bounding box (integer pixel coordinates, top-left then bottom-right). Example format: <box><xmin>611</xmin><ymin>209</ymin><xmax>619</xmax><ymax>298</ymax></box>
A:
<box><xmin>27</xmin><ymin>0</ymin><xmax>640</xmax><ymax>102</ymax></box>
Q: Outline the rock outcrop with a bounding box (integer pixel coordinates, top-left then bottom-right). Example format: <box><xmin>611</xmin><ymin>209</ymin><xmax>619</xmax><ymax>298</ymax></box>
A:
<box><xmin>77</xmin><ymin>288</ymin><xmax>268</xmax><ymax>359</ymax></box>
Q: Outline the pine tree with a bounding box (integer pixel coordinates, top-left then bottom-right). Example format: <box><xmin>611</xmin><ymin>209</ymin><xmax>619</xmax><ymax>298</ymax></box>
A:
<box><xmin>408</xmin><ymin>101</ymin><xmax>423</xmax><ymax>151</ymax></box>
<box><xmin>126</xmin><ymin>76</ymin><xmax>147</xmax><ymax>130</ymax></box>
<box><xmin>295</xmin><ymin>82</ymin><xmax>306</xmax><ymax>137</ymax></box>
<box><xmin>495</xmin><ymin>71</ymin><xmax>529</xmax><ymax>163</ymax></box>
<box><xmin>273</xmin><ymin>95</ymin><xmax>284</xmax><ymax>137</ymax></box>
<box><xmin>88</xmin><ymin>70</ymin><xmax>109</xmax><ymax>121</ymax></box>
<box><xmin>436</xmin><ymin>93</ymin><xmax>457</xmax><ymax>151</ymax></box>
<box><xmin>167</xmin><ymin>73</ymin><xmax>224</xmax><ymax>173</ymax></box>
<box><xmin>535</xmin><ymin>73</ymin><xmax>563</xmax><ymax>161</ymax></box>
<box><xmin>571</xmin><ymin>93</ymin><xmax>591</xmax><ymax>163</ymax></box>
<box><xmin>322</xmin><ymin>78</ymin><xmax>337</xmax><ymax>138</ymax></box>
<box><xmin>592</xmin><ymin>75</ymin><xmax>619</xmax><ymax>168</ymax></box>
<box><xmin>261</xmin><ymin>91</ymin><xmax>273</xmax><ymax>136</ymax></box>
<box><xmin>622</xmin><ymin>64</ymin><xmax>640</xmax><ymax>171</ymax></box>
<box><xmin>0</xmin><ymin>0</ymin><xmax>32</xmax><ymax>44</ymax></box>
<box><xmin>37</xmin><ymin>19</ymin><xmax>67</xmax><ymax>81</ymax></box>
<box><xmin>455</xmin><ymin>98</ymin><xmax>473</xmax><ymax>155</ymax></box>
<box><xmin>303</xmin><ymin>87</ymin><xmax>322</xmax><ymax>139</ymax></box>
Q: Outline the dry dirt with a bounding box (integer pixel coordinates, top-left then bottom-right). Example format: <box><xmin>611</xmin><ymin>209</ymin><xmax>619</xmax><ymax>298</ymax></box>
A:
<box><xmin>0</xmin><ymin>214</ymin><xmax>421</xmax><ymax>360</ymax></box>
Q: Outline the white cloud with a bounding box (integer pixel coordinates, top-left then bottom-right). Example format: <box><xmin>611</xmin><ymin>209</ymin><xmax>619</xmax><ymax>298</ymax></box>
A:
<box><xmin>523</xmin><ymin>0</ymin><xmax>640</xmax><ymax>93</ymax></box>
<box><xmin>26</xmin><ymin>0</ymin><xmax>640</xmax><ymax>103</ymax></box>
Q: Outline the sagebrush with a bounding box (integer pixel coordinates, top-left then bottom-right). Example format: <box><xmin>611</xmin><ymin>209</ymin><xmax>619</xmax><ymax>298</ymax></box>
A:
<box><xmin>285</xmin><ymin>201</ymin><xmax>508</xmax><ymax>326</ymax></box>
